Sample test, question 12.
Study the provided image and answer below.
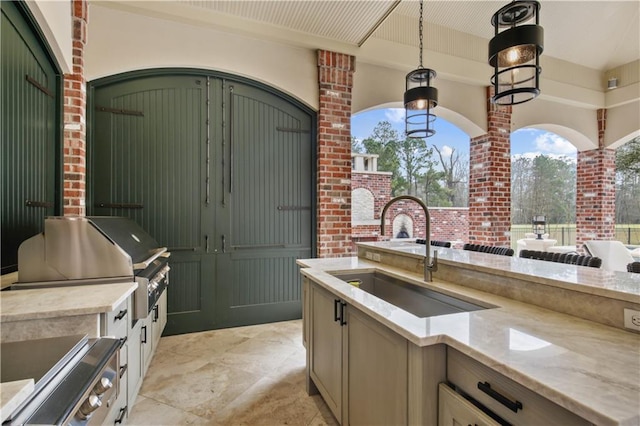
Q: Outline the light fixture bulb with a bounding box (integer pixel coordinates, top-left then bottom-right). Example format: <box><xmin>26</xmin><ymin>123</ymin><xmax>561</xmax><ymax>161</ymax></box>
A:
<box><xmin>416</xmin><ymin>99</ymin><xmax>426</xmax><ymax>109</ymax></box>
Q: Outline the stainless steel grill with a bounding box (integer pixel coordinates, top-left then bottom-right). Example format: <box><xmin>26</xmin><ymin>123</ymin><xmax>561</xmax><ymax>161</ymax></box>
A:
<box><xmin>13</xmin><ymin>216</ymin><xmax>170</xmax><ymax>320</ymax></box>
<box><xmin>1</xmin><ymin>335</ymin><xmax>121</xmax><ymax>425</ymax></box>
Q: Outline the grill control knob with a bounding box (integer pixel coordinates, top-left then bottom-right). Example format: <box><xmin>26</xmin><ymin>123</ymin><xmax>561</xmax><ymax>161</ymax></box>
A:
<box><xmin>78</xmin><ymin>395</ymin><xmax>102</xmax><ymax>419</ymax></box>
<box><xmin>94</xmin><ymin>377</ymin><xmax>113</xmax><ymax>395</ymax></box>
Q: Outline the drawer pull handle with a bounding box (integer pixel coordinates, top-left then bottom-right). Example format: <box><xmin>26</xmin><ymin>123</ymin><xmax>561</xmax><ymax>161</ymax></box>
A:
<box><xmin>114</xmin><ymin>309</ymin><xmax>127</xmax><ymax>321</ymax></box>
<box><xmin>334</xmin><ymin>299</ymin><xmax>341</xmax><ymax>322</ymax></box>
<box><xmin>119</xmin><ymin>364</ymin><xmax>128</xmax><ymax>378</ymax></box>
<box><xmin>114</xmin><ymin>406</ymin><xmax>128</xmax><ymax>424</ymax></box>
<box><xmin>477</xmin><ymin>381</ymin><xmax>523</xmax><ymax>413</ymax></box>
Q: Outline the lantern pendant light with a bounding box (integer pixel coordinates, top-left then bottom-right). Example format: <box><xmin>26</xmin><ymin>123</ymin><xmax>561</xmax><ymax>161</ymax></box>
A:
<box><xmin>489</xmin><ymin>0</ymin><xmax>544</xmax><ymax>105</ymax></box>
<box><xmin>405</xmin><ymin>0</ymin><xmax>438</xmax><ymax>138</ymax></box>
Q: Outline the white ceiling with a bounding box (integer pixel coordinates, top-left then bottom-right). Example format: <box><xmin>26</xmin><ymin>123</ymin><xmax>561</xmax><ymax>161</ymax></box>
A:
<box><xmin>170</xmin><ymin>0</ymin><xmax>640</xmax><ymax>72</ymax></box>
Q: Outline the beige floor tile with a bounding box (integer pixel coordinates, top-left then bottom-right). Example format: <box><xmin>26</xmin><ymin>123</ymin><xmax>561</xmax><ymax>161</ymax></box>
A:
<box><xmin>130</xmin><ymin>320</ymin><xmax>334</xmax><ymax>426</ymax></box>
<box><xmin>127</xmin><ymin>395</ymin><xmax>212</xmax><ymax>425</ymax></box>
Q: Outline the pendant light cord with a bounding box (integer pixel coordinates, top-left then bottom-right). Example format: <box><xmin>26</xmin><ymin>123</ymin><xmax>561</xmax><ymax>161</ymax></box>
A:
<box><xmin>418</xmin><ymin>0</ymin><xmax>424</xmax><ymax>69</ymax></box>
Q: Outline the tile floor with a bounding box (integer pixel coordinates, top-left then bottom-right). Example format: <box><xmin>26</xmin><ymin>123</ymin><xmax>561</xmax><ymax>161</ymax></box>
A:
<box><xmin>128</xmin><ymin>319</ymin><xmax>338</xmax><ymax>425</ymax></box>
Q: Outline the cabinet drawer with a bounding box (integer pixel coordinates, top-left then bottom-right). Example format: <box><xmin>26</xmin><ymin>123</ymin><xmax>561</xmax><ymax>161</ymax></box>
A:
<box><xmin>102</xmin><ymin>298</ymin><xmax>130</xmax><ymax>338</ymax></box>
<box><xmin>447</xmin><ymin>349</ymin><xmax>591</xmax><ymax>425</ymax></box>
<box><xmin>439</xmin><ymin>383</ymin><xmax>500</xmax><ymax>426</ymax></box>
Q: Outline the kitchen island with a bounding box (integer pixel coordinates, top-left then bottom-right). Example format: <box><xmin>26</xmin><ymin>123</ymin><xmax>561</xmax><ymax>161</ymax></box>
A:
<box><xmin>298</xmin><ymin>241</ymin><xmax>640</xmax><ymax>426</ymax></box>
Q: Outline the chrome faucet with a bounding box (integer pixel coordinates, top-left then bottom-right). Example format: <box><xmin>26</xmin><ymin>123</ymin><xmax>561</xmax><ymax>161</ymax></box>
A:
<box><xmin>380</xmin><ymin>195</ymin><xmax>438</xmax><ymax>282</ymax></box>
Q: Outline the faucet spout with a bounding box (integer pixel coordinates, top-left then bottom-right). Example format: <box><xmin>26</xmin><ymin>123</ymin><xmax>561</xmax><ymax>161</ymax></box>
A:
<box><xmin>380</xmin><ymin>195</ymin><xmax>437</xmax><ymax>282</ymax></box>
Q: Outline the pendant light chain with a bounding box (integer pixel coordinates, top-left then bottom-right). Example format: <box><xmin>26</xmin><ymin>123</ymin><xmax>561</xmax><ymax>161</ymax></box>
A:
<box><xmin>418</xmin><ymin>0</ymin><xmax>424</xmax><ymax>69</ymax></box>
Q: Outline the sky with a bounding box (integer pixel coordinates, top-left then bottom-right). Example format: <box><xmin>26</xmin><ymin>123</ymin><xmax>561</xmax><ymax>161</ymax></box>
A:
<box><xmin>351</xmin><ymin>108</ymin><xmax>577</xmax><ymax>162</ymax></box>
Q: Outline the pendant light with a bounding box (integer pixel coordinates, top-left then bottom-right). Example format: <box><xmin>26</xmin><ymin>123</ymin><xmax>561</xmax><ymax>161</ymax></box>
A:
<box><xmin>489</xmin><ymin>0</ymin><xmax>543</xmax><ymax>105</ymax></box>
<box><xmin>405</xmin><ymin>0</ymin><xmax>438</xmax><ymax>138</ymax></box>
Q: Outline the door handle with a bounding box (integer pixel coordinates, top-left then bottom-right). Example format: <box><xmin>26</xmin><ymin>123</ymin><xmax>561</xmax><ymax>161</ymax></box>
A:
<box><xmin>222</xmin><ymin>235</ymin><xmax>226</xmax><ymax>253</ymax></box>
<box><xmin>334</xmin><ymin>299</ymin><xmax>340</xmax><ymax>322</ymax></box>
<box><xmin>340</xmin><ymin>302</ymin><xmax>347</xmax><ymax>326</ymax></box>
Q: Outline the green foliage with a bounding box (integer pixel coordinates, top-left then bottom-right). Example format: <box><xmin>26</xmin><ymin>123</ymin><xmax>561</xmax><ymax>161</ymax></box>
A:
<box><xmin>616</xmin><ymin>137</ymin><xmax>640</xmax><ymax>223</ymax></box>
<box><xmin>511</xmin><ymin>154</ymin><xmax>576</xmax><ymax>224</ymax></box>
<box><xmin>616</xmin><ymin>136</ymin><xmax>640</xmax><ymax>174</ymax></box>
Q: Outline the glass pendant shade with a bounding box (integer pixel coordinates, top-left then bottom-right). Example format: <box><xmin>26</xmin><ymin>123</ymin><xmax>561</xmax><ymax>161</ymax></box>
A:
<box><xmin>489</xmin><ymin>1</ymin><xmax>543</xmax><ymax>105</ymax></box>
<box><xmin>405</xmin><ymin>68</ymin><xmax>438</xmax><ymax>138</ymax></box>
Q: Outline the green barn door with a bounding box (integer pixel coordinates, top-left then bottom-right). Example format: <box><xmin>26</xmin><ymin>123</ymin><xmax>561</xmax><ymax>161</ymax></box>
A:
<box><xmin>1</xmin><ymin>1</ymin><xmax>58</xmax><ymax>274</ymax></box>
<box><xmin>91</xmin><ymin>76</ymin><xmax>218</xmax><ymax>334</ymax></box>
<box><xmin>214</xmin><ymin>82</ymin><xmax>312</xmax><ymax>328</ymax></box>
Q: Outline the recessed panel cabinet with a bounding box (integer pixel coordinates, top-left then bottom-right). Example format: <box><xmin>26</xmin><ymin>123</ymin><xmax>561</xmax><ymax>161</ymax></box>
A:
<box><xmin>307</xmin><ymin>281</ymin><xmax>409</xmax><ymax>425</ymax></box>
<box><xmin>438</xmin><ymin>383</ymin><xmax>499</xmax><ymax>426</ymax></box>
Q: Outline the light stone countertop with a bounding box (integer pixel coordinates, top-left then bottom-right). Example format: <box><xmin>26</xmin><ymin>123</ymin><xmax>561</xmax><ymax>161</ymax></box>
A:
<box><xmin>298</xmin><ymin>247</ymin><xmax>640</xmax><ymax>426</ymax></box>
<box><xmin>0</xmin><ymin>282</ymin><xmax>137</xmax><ymax>322</ymax></box>
<box><xmin>0</xmin><ymin>379</ymin><xmax>34</xmax><ymax>422</ymax></box>
<box><xmin>358</xmin><ymin>240</ymin><xmax>640</xmax><ymax>303</ymax></box>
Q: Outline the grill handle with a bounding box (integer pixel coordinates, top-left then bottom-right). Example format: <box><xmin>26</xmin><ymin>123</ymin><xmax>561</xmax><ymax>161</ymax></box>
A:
<box><xmin>133</xmin><ymin>247</ymin><xmax>168</xmax><ymax>270</ymax></box>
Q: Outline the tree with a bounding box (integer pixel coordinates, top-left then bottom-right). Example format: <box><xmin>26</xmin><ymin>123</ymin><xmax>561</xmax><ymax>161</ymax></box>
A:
<box><xmin>616</xmin><ymin>137</ymin><xmax>640</xmax><ymax>223</ymax></box>
<box><xmin>396</xmin><ymin>137</ymin><xmax>433</xmax><ymax>196</ymax></box>
<box><xmin>432</xmin><ymin>145</ymin><xmax>468</xmax><ymax>206</ymax></box>
<box><xmin>360</xmin><ymin>121</ymin><xmax>403</xmax><ymax>195</ymax></box>
<box><xmin>510</xmin><ymin>155</ymin><xmax>576</xmax><ymax>224</ymax></box>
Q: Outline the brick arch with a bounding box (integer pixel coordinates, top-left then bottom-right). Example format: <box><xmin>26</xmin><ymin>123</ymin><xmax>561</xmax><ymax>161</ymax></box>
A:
<box><xmin>393</xmin><ymin>213</ymin><xmax>414</xmax><ymax>238</ymax></box>
<box><xmin>382</xmin><ymin>201</ymin><xmax>427</xmax><ymax>239</ymax></box>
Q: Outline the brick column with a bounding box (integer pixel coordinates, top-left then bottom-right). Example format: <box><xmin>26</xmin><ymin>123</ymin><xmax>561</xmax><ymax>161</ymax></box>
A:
<box><xmin>576</xmin><ymin>109</ymin><xmax>616</xmax><ymax>249</ymax></box>
<box><xmin>468</xmin><ymin>87</ymin><xmax>512</xmax><ymax>246</ymax></box>
<box><xmin>63</xmin><ymin>0</ymin><xmax>88</xmax><ymax>216</ymax></box>
<box><xmin>317</xmin><ymin>50</ymin><xmax>355</xmax><ymax>257</ymax></box>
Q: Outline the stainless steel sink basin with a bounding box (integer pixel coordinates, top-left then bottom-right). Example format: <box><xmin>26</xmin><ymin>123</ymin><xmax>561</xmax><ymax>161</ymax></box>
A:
<box><xmin>331</xmin><ymin>271</ymin><xmax>487</xmax><ymax>318</ymax></box>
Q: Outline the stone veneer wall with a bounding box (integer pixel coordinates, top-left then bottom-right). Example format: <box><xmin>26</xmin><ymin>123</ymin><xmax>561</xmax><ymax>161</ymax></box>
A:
<box><xmin>63</xmin><ymin>0</ymin><xmax>88</xmax><ymax>216</ymax></box>
<box><xmin>575</xmin><ymin>109</ymin><xmax>616</xmax><ymax>250</ymax></box>
<box><xmin>317</xmin><ymin>50</ymin><xmax>355</xmax><ymax>257</ymax></box>
<box><xmin>468</xmin><ymin>88</ymin><xmax>511</xmax><ymax>247</ymax></box>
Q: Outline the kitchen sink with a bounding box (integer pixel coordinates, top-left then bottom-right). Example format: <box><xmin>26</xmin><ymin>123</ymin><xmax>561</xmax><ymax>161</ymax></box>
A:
<box><xmin>331</xmin><ymin>271</ymin><xmax>488</xmax><ymax>318</ymax></box>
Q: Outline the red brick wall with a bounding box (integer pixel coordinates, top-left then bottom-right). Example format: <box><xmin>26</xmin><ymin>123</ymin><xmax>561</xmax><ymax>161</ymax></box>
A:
<box><xmin>468</xmin><ymin>87</ymin><xmax>511</xmax><ymax>246</ymax></box>
<box><xmin>317</xmin><ymin>50</ymin><xmax>355</xmax><ymax>257</ymax></box>
<box><xmin>576</xmin><ymin>109</ymin><xmax>616</xmax><ymax>248</ymax></box>
<box><xmin>381</xmin><ymin>200</ymin><xmax>427</xmax><ymax>239</ymax></box>
<box><xmin>430</xmin><ymin>208</ymin><xmax>469</xmax><ymax>247</ymax></box>
<box><xmin>63</xmin><ymin>0</ymin><xmax>88</xmax><ymax>216</ymax></box>
<box><xmin>352</xmin><ymin>172</ymin><xmax>391</xmax><ymax>220</ymax></box>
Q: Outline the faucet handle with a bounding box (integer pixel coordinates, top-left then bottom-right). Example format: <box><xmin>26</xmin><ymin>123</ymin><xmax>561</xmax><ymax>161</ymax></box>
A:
<box><xmin>430</xmin><ymin>250</ymin><xmax>438</xmax><ymax>272</ymax></box>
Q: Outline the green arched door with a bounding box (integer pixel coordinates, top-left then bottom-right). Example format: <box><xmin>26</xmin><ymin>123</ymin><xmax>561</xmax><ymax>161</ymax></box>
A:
<box><xmin>89</xmin><ymin>71</ymin><xmax>314</xmax><ymax>335</ymax></box>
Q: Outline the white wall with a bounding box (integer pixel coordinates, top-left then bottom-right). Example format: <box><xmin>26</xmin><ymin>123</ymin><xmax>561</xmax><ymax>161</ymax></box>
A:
<box><xmin>26</xmin><ymin>0</ymin><xmax>72</xmax><ymax>73</ymax></box>
<box><xmin>84</xmin><ymin>4</ymin><xmax>318</xmax><ymax>110</ymax></box>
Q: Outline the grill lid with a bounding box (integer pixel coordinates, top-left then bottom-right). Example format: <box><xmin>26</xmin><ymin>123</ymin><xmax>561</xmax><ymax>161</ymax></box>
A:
<box><xmin>17</xmin><ymin>216</ymin><xmax>166</xmax><ymax>283</ymax></box>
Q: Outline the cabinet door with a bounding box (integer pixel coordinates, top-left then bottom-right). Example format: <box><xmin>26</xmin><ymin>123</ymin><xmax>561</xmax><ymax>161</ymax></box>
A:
<box><xmin>152</xmin><ymin>290</ymin><xmax>167</xmax><ymax>347</ymax></box>
<box><xmin>302</xmin><ymin>278</ymin><xmax>309</xmax><ymax>349</ymax></box>
<box><xmin>141</xmin><ymin>315</ymin><xmax>153</xmax><ymax>375</ymax></box>
<box><xmin>128</xmin><ymin>320</ymin><xmax>143</xmax><ymax>408</ymax></box>
<box><xmin>309</xmin><ymin>284</ymin><xmax>343</xmax><ymax>423</ymax></box>
<box><xmin>438</xmin><ymin>383</ymin><xmax>500</xmax><ymax>426</ymax></box>
<box><xmin>345</xmin><ymin>306</ymin><xmax>408</xmax><ymax>426</ymax></box>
